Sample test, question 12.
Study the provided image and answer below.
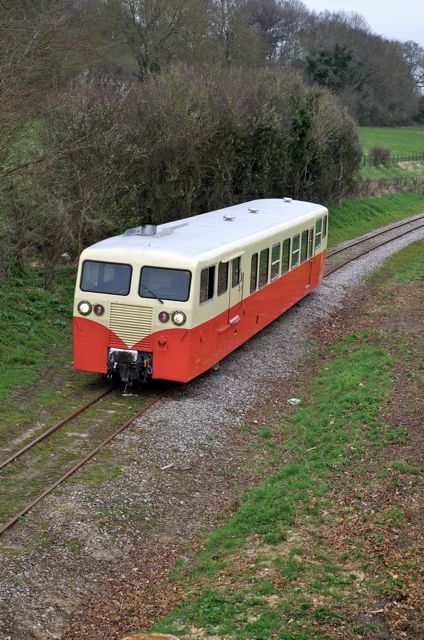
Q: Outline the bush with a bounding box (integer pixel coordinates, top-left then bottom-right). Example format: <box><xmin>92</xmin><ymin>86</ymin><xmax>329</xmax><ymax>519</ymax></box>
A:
<box><xmin>1</xmin><ymin>66</ymin><xmax>362</xmax><ymax>280</ymax></box>
<box><xmin>368</xmin><ymin>146</ymin><xmax>391</xmax><ymax>166</ymax></box>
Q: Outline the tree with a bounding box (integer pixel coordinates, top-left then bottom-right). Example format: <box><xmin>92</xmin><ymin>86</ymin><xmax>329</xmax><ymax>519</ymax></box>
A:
<box><xmin>109</xmin><ymin>0</ymin><xmax>209</xmax><ymax>78</ymax></box>
<box><xmin>401</xmin><ymin>40</ymin><xmax>424</xmax><ymax>92</ymax></box>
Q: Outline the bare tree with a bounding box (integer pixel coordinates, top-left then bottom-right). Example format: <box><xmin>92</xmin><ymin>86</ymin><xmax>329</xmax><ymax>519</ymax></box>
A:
<box><xmin>401</xmin><ymin>40</ymin><xmax>424</xmax><ymax>91</ymax></box>
<box><xmin>111</xmin><ymin>0</ymin><xmax>209</xmax><ymax>78</ymax></box>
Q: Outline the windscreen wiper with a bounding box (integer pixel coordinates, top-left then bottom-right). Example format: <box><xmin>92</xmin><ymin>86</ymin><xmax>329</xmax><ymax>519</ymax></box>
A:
<box><xmin>141</xmin><ymin>284</ymin><xmax>164</xmax><ymax>304</ymax></box>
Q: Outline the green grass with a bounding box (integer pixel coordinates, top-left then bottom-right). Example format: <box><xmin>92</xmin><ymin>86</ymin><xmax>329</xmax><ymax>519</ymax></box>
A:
<box><xmin>154</xmin><ymin>343</ymin><xmax>394</xmax><ymax>637</ymax></box>
<box><xmin>156</xmin><ymin>344</ymin><xmax>398</xmax><ymax>640</ymax></box>
<box><xmin>328</xmin><ymin>192</ymin><xmax>424</xmax><ymax>246</ymax></box>
<box><xmin>0</xmin><ymin>266</ymin><xmax>75</xmax><ymax>404</ymax></box>
<box><xmin>358</xmin><ymin>125</ymin><xmax>424</xmax><ymax>155</ymax></box>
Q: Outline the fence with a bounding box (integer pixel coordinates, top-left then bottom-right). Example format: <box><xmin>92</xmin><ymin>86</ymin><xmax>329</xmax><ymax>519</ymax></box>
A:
<box><xmin>362</xmin><ymin>152</ymin><xmax>424</xmax><ymax>166</ymax></box>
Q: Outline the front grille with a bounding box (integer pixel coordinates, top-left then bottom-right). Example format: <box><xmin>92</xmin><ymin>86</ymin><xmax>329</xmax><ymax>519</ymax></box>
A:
<box><xmin>109</xmin><ymin>303</ymin><xmax>153</xmax><ymax>349</ymax></box>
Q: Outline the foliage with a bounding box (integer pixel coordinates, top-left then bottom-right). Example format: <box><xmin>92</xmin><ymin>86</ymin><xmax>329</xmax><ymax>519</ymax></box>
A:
<box><xmin>368</xmin><ymin>146</ymin><xmax>391</xmax><ymax>167</ymax></box>
<box><xmin>1</xmin><ymin>1</ymin><xmax>424</xmax><ymax>281</ymax></box>
<box><xmin>25</xmin><ymin>66</ymin><xmax>360</xmax><ymax>267</ymax></box>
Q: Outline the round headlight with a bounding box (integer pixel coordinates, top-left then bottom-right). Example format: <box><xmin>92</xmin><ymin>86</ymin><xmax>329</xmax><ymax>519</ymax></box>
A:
<box><xmin>158</xmin><ymin>311</ymin><xmax>170</xmax><ymax>323</ymax></box>
<box><xmin>171</xmin><ymin>311</ymin><xmax>187</xmax><ymax>326</ymax></box>
<box><xmin>78</xmin><ymin>300</ymin><xmax>92</xmax><ymax>316</ymax></box>
<box><xmin>93</xmin><ymin>304</ymin><xmax>105</xmax><ymax>316</ymax></box>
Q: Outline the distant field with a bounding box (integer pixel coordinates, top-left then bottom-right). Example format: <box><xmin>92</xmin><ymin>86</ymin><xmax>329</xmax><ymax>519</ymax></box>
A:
<box><xmin>359</xmin><ymin>125</ymin><xmax>424</xmax><ymax>155</ymax></box>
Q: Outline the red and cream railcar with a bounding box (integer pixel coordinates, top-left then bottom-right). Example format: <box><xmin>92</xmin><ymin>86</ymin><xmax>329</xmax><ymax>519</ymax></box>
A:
<box><xmin>73</xmin><ymin>198</ymin><xmax>328</xmax><ymax>383</ymax></box>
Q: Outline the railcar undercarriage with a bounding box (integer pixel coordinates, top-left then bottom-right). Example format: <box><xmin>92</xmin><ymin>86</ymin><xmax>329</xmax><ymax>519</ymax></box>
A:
<box><xmin>107</xmin><ymin>348</ymin><xmax>152</xmax><ymax>383</ymax></box>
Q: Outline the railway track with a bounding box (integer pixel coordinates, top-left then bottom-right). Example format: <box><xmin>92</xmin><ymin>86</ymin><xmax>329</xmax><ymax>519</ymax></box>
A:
<box><xmin>324</xmin><ymin>212</ymin><xmax>424</xmax><ymax>276</ymax></box>
<box><xmin>0</xmin><ymin>386</ymin><xmax>166</xmax><ymax>536</ymax></box>
<box><xmin>1</xmin><ymin>213</ymin><xmax>423</xmax><ymax>537</ymax></box>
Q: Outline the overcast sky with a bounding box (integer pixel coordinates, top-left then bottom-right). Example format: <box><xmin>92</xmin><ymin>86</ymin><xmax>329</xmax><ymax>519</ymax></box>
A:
<box><xmin>305</xmin><ymin>1</ymin><xmax>424</xmax><ymax>48</ymax></box>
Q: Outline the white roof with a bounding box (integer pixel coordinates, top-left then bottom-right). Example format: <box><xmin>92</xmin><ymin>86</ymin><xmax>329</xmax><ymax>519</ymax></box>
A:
<box><xmin>82</xmin><ymin>199</ymin><xmax>327</xmax><ymax>264</ymax></box>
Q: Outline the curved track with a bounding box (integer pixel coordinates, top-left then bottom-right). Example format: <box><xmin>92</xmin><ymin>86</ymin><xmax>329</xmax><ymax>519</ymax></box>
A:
<box><xmin>325</xmin><ymin>213</ymin><xmax>424</xmax><ymax>277</ymax></box>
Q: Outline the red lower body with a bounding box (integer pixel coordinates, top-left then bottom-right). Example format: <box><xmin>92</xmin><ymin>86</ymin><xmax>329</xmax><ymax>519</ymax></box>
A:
<box><xmin>73</xmin><ymin>254</ymin><xmax>324</xmax><ymax>383</ymax></box>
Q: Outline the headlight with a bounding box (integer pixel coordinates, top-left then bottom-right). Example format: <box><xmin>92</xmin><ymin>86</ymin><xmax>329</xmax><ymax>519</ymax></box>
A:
<box><xmin>171</xmin><ymin>311</ymin><xmax>186</xmax><ymax>326</ymax></box>
<box><xmin>158</xmin><ymin>311</ymin><xmax>170</xmax><ymax>323</ymax></box>
<box><xmin>93</xmin><ymin>304</ymin><xmax>105</xmax><ymax>316</ymax></box>
<box><xmin>78</xmin><ymin>300</ymin><xmax>92</xmax><ymax>316</ymax></box>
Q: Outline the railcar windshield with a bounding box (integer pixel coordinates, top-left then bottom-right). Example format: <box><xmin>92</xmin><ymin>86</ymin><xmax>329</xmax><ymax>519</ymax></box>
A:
<box><xmin>80</xmin><ymin>260</ymin><xmax>132</xmax><ymax>295</ymax></box>
<box><xmin>140</xmin><ymin>266</ymin><xmax>191</xmax><ymax>302</ymax></box>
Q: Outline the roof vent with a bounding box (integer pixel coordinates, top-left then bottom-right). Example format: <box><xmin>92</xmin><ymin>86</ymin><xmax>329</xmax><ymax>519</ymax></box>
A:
<box><xmin>223</xmin><ymin>215</ymin><xmax>235</xmax><ymax>221</ymax></box>
<box><xmin>248</xmin><ymin>207</ymin><xmax>259</xmax><ymax>214</ymax></box>
<box><xmin>283</xmin><ymin>197</ymin><xmax>292</xmax><ymax>203</ymax></box>
<box><xmin>139</xmin><ymin>222</ymin><xmax>157</xmax><ymax>236</ymax></box>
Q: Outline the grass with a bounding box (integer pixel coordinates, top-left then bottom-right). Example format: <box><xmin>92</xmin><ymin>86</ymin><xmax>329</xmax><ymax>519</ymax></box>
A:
<box><xmin>357</xmin><ymin>124</ymin><xmax>424</xmax><ymax>179</ymax></box>
<box><xmin>327</xmin><ymin>192</ymin><xmax>424</xmax><ymax>246</ymax></box>
<box><xmin>152</xmin><ymin>240</ymin><xmax>424</xmax><ymax>639</ymax></box>
<box><xmin>358</xmin><ymin>125</ymin><xmax>424</xmax><ymax>155</ymax></box>
<box><xmin>0</xmin><ymin>266</ymin><xmax>75</xmax><ymax>402</ymax></box>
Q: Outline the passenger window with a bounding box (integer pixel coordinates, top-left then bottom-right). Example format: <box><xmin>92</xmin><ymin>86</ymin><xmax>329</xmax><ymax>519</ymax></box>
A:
<box><xmin>200</xmin><ymin>265</ymin><xmax>215</xmax><ymax>304</ymax></box>
<box><xmin>323</xmin><ymin>215</ymin><xmax>328</xmax><ymax>238</ymax></box>
<box><xmin>281</xmin><ymin>238</ymin><xmax>290</xmax><ymax>274</ymax></box>
<box><xmin>291</xmin><ymin>234</ymin><xmax>300</xmax><ymax>268</ymax></box>
<box><xmin>315</xmin><ymin>218</ymin><xmax>322</xmax><ymax>250</ymax></box>
<box><xmin>300</xmin><ymin>230</ymin><xmax>308</xmax><ymax>263</ymax></box>
<box><xmin>258</xmin><ymin>248</ymin><xmax>269</xmax><ymax>288</ymax></box>
<box><xmin>271</xmin><ymin>243</ymin><xmax>281</xmax><ymax>280</ymax></box>
<box><xmin>217</xmin><ymin>261</ymin><xmax>228</xmax><ymax>296</ymax></box>
<box><xmin>231</xmin><ymin>257</ymin><xmax>241</xmax><ymax>288</ymax></box>
<box><xmin>250</xmin><ymin>253</ymin><xmax>258</xmax><ymax>293</ymax></box>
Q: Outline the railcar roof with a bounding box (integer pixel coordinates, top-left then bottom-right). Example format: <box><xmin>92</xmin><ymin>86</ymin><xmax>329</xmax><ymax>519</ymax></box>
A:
<box><xmin>83</xmin><ymin>199</ymin><xmax>327</xmax><ymax>261</ymax></box>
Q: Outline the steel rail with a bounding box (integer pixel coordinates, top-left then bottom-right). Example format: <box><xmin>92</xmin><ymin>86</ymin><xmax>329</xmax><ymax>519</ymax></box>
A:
<box><xmin>326</xmin><ymin>213</ymin><xmax>424</xmax><ymax>258</ymax></box>
<box><xmin>325</xmin><ymin>217</ymin><xmax>424</xmax><ymax>277</ymax></box>
<box><xmin>0</xmin><ymin>386</ymin><xmax>114</xmax><ymax>472</ymax></box>
<box><xmin>0</xmin><ymin>393</ymin><xmax>163</xmax><ymax>536</ymax></box>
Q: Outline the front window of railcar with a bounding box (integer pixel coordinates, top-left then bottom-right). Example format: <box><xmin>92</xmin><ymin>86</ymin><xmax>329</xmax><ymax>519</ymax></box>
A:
<box><xmin>80</xmin><ymin>261</ymin><xmax>132</xmax><ymax>295</ymax></box>
<box><xmin>140</xmin><ymin>266</ymin><xmax>191</xmax><ymax>302</ymax></box>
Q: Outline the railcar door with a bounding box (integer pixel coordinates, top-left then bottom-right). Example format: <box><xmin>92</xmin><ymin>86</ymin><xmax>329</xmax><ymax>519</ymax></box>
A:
<box><xmin>227</xmin><ymin>255</ymin><xmax>243</xmax><ymax>322</ymax></box>
<box><xmin>307</xmin><ymin>226</ymin><xmax>315</xmax><ymax>287</ymax></box>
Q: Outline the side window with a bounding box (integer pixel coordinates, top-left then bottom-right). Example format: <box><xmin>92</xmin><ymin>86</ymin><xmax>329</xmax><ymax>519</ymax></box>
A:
<box><xmin>231</xmin><ymin>257</ymin><xmax>241</xmax><ymax>288</ymax></box>
<box><xmin>300</xmin><ymin>230</ymin><xmax>308</xmax><ymax>263</ymax></box>
<box><xmin>250</xmin><ymin>253</ymin><xmax>258</xmax><ymax>293</ymax></box>
<box><xmin>258</xmin><ymin>248</ymin><xmax>269</xmax><ymax>288</ymax></box>
<box><xmin>281</xmin><ymin>238</ymin><xmax>290</xmax><ymax>274</ymax></box>
<box><xmin>217</xmin><ymin>261</ymin><xmax>228</xmax><ymax>296</ymax></box>
<box><xmin>315</xmin><ymin>218</ymin><xmax>322</xmax><ymax>250</ymax></box>
<box><xmin>200</xmin><ymin>265</ymin><xmax>215</xmax><ymax>304</ymax></box>
<box><xmin>291</xmin><ymin>234</ymin><xmax>300</xmax><ymax>268</ymax></box>
<box><xmin>270</xmin><ymin>243</ymin><xmax>281</xmax><ymax>280</ymax></box>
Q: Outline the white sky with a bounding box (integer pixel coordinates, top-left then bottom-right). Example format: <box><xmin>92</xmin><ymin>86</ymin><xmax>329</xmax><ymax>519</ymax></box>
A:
<box><xmin>305</xmin><ymin>1</ymin><xmax>424</xmax><ymax>48</ymax></box>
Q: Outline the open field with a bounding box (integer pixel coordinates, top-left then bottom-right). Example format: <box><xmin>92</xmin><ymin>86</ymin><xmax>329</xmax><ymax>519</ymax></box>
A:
<box><xmin>359</xmin><ymin>125</ymin><xmax>424</xmax><ymax>155</ymax></box>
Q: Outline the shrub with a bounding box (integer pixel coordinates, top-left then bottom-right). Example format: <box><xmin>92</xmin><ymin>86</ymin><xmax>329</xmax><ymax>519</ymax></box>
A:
<box><xmin>368</xmin><ymin>146</ymin><xmax>391</xmax><ymax>166</ymax></box>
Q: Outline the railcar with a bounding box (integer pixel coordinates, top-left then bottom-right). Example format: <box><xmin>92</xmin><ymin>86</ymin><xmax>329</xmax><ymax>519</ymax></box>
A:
<box><xmin>73</xmin><ymin>198</ymin><xmax>328</xmax><ymax>384</ymax></box>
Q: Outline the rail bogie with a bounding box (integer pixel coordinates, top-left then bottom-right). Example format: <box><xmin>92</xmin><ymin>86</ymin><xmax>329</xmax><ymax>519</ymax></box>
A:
<box><xmin>73</xmin><ymin>198</ymin><xmax>328</xmax><ymax>383</ymax></box>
